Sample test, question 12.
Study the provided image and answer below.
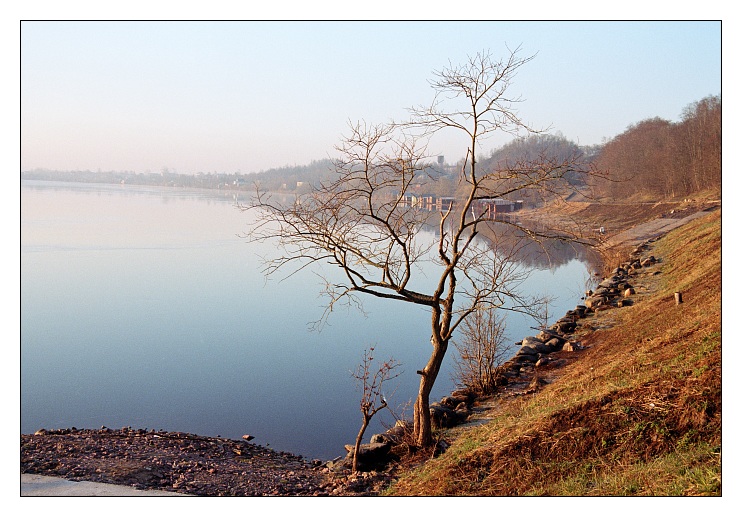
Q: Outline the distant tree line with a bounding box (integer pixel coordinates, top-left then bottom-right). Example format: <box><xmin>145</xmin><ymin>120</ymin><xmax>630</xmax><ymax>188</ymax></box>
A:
<box><xmin>592</xmin><ymin>95</ymin><xmax>721</xmax><ymax>200</ymax></box>
<box><xmin>20</xmin><ymin>160</ymin><xmax>337</xmax><ymax>192</ymax></box>
<box><xmin>22</xmin><ymin>95</ymin><xmax>720</xmax><ymax>203</ymax></box>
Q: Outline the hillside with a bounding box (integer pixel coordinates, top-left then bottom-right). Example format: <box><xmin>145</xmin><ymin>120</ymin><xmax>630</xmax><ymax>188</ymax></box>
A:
<box><xmin>386</xmin><ymin>209</ymin><xmax>721</xmax><ymax>496</ymax></box>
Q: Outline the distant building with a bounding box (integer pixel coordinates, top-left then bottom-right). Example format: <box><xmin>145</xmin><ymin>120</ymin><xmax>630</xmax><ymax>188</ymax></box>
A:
<box><xmin>436</xmin><ymin>197</ymin><xmax>455</xmax><ymax>211</ymax></box>
<box><xmin>398</xmin><ymin>192</ymin><xmax>521</xmax><ymax>218</ymax></box>
<box><xmin>472</xmin><ymin>198</ymin><xmax>522</xmax><ymax>218</ymax></box>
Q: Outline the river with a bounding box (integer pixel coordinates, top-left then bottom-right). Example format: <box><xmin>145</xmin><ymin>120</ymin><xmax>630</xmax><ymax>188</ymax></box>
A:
<box><xmin>20</xmin><ymin>180</ymin><xmax>595</xmax><ymax>460</ymax></box>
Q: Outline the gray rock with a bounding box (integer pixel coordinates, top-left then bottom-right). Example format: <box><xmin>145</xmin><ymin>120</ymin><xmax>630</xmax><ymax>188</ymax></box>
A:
<box><xmin>441</xmin><ymin>394</ymin><xmax>468</xmax><ymax>408</ymax></box>
<box><xmin>599</xmin><ymin>276</ymin><xmax>620</xmax><ymax>289</ymax></box>
<box><xmin>544</xmin><ymin>337</ymin><xmax>564</xmax><ymax>352</ymax></box>
<box><xmin>343</xmin><ymin>442</ymin><xmax>393</xmax><ymax>472</ymax></box>
<box><xmin>552</xmin><ymin>320</ymin><xmax>577</xmax><ymax>333</ymax></box>
<box><xmin>537</xmin><ymin>328</ymin><xmax>565</xmax><ymax>343</ymax></box>
<box><xmin>585</xmin><ymin>295</ymin><xmax>607</xmax><ymax>309</ymax></box>
<box><xmin>511</xmin><ymin>352</ymin><xmax>538</xmax><ymax>364</ymax></box>
<box><xmin>430</xmin><ymin>403</ymin><xmax>467</xmax><ymax>428</ymax></box>
<box><xmin>518</xmin><ymin>344</ymin><xmax>540</xmax><ymax>356</ymax></box>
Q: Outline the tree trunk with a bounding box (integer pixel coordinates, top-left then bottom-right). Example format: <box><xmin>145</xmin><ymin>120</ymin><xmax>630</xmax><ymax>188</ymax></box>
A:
<box><xmin>413</xmin><ymin>338</ymin><xmax>448</xmax><ymax>447</ymax></box>
<box><xmin>353</xmin><ymin>416</ymin><xmax>370</xmax><ymax>473</ymax></box>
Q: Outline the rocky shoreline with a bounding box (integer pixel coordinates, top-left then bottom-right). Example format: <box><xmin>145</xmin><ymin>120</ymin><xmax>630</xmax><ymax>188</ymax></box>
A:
<box><xmin>324</xmin><ymin>237</ymin><xmax>664</xmax><ymax>473</ymax></box>
<box><xmin>21</xmin><ymin>426</ymin><xmax>401</xmax><ymax>496</ymax></box>
<box><xmin>23</xmin><ymin>207</ymin><xmax>696</xmax><ymax>495</ymax></box>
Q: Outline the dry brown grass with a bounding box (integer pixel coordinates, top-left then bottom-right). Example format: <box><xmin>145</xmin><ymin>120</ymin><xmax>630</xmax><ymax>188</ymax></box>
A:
<box><xmin>386</xmin><ymin>210</ymin><xmax>721</xmax><ymax>496</ymax></box>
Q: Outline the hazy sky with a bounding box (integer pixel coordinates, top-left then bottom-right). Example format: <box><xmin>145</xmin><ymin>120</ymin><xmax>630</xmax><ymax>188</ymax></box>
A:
<box><xmin>21</xmin><ymin>20</ymin><xmax>721</xmax><ymax>175</ymax></box>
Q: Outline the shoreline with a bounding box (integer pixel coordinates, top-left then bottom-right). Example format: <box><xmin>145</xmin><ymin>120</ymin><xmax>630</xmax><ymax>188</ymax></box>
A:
<box><xmin>21</xmin><ymin>204</ymin><xmax>718</xmax><ymax>495</ymax></box>
<box><xmin>417</xmin><ymin>205</ymin><xmax>720</xmax><ymax>443</ymax></box>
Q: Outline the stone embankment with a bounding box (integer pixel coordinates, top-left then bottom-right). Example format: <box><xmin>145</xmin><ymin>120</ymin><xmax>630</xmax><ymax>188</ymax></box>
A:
<box><xmin>339</xmin><ymin>239</ymin><xmax>662</xmax><ymax>473</ymax></box>
<box><xmin>500</xmin><ymin>245</ymin><xmax>657</xmax><ymax>376</ymax></box>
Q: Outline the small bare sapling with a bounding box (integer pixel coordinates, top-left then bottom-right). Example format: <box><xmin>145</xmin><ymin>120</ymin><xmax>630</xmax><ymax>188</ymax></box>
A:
<box><xmin>351</xmin><ymin>347</ymin><xmax>402</xmax><ymax>472</ymax></box>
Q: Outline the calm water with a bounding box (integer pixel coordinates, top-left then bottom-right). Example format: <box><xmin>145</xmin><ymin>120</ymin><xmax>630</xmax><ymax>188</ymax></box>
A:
<box><xmin>21</xmin><ymin>180</ymin><xmax>594</xmax><ymax>459</ymax></box>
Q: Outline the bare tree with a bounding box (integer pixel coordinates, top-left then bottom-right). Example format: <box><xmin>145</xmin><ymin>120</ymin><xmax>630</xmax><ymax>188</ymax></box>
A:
<box><xmin>351</xmin><ymin>348</ymin><xmax>401</xmax><ymax>472</ymax></box>
<box><xmin>243</xmin><ymin>48</ymin><xmax>594</xmax><ymax>447</ymax></box>
<box><xmin>594</xmin><ymin>95</ymin><xmax>721</xmax><ymax>200</ymax></box>
<box><xmin>452</xmin><ymin>308</ymin><xmax>508</xmax><ymax>395</ymax></box>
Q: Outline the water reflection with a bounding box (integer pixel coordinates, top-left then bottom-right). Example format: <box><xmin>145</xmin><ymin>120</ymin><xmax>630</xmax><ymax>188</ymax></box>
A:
<box><xmin>21</xmin><ymin>181</ymin><xmax>593</xmax><ymax>459</ymax></box>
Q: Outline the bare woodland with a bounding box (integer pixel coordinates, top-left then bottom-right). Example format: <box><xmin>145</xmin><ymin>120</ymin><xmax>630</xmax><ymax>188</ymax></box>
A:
<box><xmin>594</xmin><ymin>95</ymin><xmax>721</xmax><ymax>199</ymax></box>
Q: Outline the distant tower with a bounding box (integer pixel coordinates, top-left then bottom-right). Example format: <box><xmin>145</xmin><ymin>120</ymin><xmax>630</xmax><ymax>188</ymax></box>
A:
<box><xmin>437</xmin><ymin>155</ymin><xmax>444</xmax><ymax>166</ymax></box>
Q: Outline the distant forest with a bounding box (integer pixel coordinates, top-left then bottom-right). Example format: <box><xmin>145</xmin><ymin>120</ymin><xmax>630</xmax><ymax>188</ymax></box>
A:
<box><xmin>22</xmin><ymin>95</ymin><xmax>720</xmax><ymax>203</ymax></box>
<box><xmin>593</xmin><ymin>95</ymin><xmax>721</xmax><ymax>200</ymax></box>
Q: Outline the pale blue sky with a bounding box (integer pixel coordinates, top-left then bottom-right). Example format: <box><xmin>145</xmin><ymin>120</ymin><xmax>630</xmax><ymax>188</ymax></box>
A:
<box><xmin>20</xmin><ymin>20</ymin><xmax>722</xmax><ymax>174</ymax></box>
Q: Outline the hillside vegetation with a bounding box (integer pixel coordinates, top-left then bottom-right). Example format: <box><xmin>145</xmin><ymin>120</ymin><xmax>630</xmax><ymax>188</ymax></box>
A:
<box><xmin>386</xmin><ymin>210</ymin><xmax>721</xmax><ymax>496</ymax></box>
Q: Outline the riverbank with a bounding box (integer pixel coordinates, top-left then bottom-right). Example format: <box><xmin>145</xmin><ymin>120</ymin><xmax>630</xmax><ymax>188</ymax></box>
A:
<box><xmin>21</xmin><ymin>201</ymin><xmax>720</xmax><ymax>496</ymax></box>
<box><xmin>387</xmin><ymin>208</ymin><xmax>721</xmax><ymax>495</ymax></box>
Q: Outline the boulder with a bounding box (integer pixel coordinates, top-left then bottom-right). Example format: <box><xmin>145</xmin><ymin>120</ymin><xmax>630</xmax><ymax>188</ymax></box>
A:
<box><xmin>370</xmin><ymin>424</ymin><xmax>407</xmax><ymax>445</ymax></box>
<box><xmin>430</xmin><ymin>403</ymin><xmax>468</xmax><ymax>428</ymax></box>
<box><xmin>599</xmin><ymin>276</ymin><xmax>620</xmax><ymax>289</ymax></box>
<box><xmin>536</xmin><ymin>329</ymin><xmax>565</xmax><ymax>344</ymax></box>
<box><xmin>343</xmin><ymin>442</ymin><xmax>393</xmax><ymax>472</ymax></box>
<box><xmin>521</xmin><ymin>336</ymin><xmax>554</xmax><ymax>353</ymax></box>
<box><xmin>511</xmin><ymin>352</ymin><xmax>538</xmax><ymax>364</ymax></box>
<box><xmin>519</xmin><ymin>344</ymin><xmax>541</xmax><ymax>356</ymax></box>
<box><xmin>544</xmin><ymin>337</ymin><xmax>564</xmax><ymax>352</ymax></box>
<box><xmin>585</xmin><ymin>295</ymin><xmax>607</xmax><ymax>309</ymax></box>
<box><xmin>440</xmin><ymin>394</ymin><xmax>468</xmax><ymax>409</ymax></box>
<box><xmin>535</xmin><ymin>356</ymin><xmax>550</xmax><ymax>368</ymax></box>
<box><xmin>552</xmin><ymin>320</ymin><xmax>577</xmax><ymax>333</ymax></box>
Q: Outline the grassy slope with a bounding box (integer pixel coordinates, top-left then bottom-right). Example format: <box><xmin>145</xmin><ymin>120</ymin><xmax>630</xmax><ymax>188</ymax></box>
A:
<box><xmin>386</xmin><ymin>210</ymin><xmax>721</xmax><ymax>496</ymax></box>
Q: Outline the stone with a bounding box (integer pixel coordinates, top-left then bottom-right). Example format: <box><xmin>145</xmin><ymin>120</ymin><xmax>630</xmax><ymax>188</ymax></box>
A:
<box><xmin>521</xmin><ymin>336</ymin><xmax>555</xmax><ymax>354</ymax></box>
<box><xmin>640</xmin><ymin>257</ymin><xmax>656</xmax><ymax>267</ymax></box>
<box><xmin>376</xmin><ymin>421</ymin><xmax>411</xmax><ymax>443</ymax></box>
<box><xmin>522</xmin><ymin>335</ymin><xmax>544</xmax><ymax>345</ymax></box>
<box><xmin>519</xmin><ymin>344</ymin><xmax>541</xmax><ymax>356</ymax></box>
<box><xmin>544</xmin><ymin>337</ymin><xmax>564</xmax><ymax>352</ymax></box>
<box><xmin>537</xmin><ymin>329</ymin><xmax>564</xmax><ymax>343</ymax></box>
<box><xmin>512</xmin><ymin>353</ymin><xmax>538</xmax><ymax>364</ymax></box>
<box><xmin>553</xmin><ymin>320</ymin><xmax>577</xmax><ymax>333</ymax></box>
<box><xmin>624</xmin><ymin>287</ymin><xmax>635</xmax><ymax>297</ymax></box>
<box><xmin>585</xmin><ymin>295</ymin><xmax>606</xmax><ymax>309</ymax></box>
<box><xmin>343</xmin><ymin>442</ymin><xmax>393</xmax><ymax>472</ymax></box>
<box><xmin>599</xmin><ymin>276</ymin><xmax>620</xmax><ymax>289</ymax></box>
<box><xmin>441</xmin><ymin>394</ymin><xmax>468</xmax><ymax>408</ymax></box>
<box><xmin>430</xmin><ymin>403</ymin><xmax>467</xmax><ymax>428</ymax></box>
